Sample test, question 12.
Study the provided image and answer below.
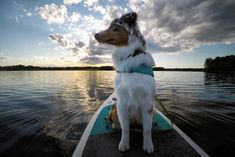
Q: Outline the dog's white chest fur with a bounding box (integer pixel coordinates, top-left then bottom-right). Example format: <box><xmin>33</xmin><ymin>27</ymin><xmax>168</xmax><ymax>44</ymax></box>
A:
<box><xmin>112</xmin><ymin>46</ymin><xmax>156</xmax><ymax>153</ymax></box>
<box><xmin>112</xmin><ymin>47</ymin><xmax>156</xmax><ymax>123</ymax></box>
<box><xmin>115</xmin><ymin>72</ymin><xmax>155</xmax><ymax>122</ymax></box>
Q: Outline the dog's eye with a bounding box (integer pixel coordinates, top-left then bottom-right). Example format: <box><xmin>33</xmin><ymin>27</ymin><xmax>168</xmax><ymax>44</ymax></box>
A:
<box><xmin>110</xmin><ymin>25</ymin><xmax>119</xmax><ymax>32</ymax></box>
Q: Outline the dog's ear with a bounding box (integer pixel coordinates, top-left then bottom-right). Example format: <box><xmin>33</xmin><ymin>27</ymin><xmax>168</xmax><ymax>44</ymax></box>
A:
<box><xmin>121</xmin><ymin>12</ymin><xmax>137</xmax><ymax>27</ymax></box>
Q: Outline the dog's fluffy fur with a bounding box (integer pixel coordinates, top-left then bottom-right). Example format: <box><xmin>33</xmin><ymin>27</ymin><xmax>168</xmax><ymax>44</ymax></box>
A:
<box><xmin>95</xmin><ymin>12</ymin><xmax>156</xmax><ymax>154</ymax></box>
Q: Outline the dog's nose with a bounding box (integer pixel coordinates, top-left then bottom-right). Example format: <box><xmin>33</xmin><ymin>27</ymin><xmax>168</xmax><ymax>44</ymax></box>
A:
<box><xmin>94</xmin><ymin>33</ymin><xmax>99</xmax><ymax>40</ymax></box>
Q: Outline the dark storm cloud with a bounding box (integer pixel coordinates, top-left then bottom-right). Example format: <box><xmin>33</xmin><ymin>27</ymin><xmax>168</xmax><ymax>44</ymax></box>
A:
<box><xmin>133</xmin><ymin>0</ymin><xmax>235</xmax><ymax>52</ymax></box>
<box><xmin>153</xmin><ymin>0</ymin><xmax>235</xmax><ymax>38</ymax></box>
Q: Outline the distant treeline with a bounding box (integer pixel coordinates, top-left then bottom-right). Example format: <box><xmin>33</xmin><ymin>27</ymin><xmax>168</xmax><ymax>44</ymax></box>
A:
<box><xmin>0</xmin><ymin>65</ymin><xmax>204</xmax><ymax>71</ymax></box>
<box><xmin>204</xmin><ymin>55</ymin><xmax>235</xmax><ymax>71</ymax></box>
<box><xmin>0</xmin><ymin>65</ymin><xmax>114</xmax><ymax>71</ymax></box>
<box><xmin>153</xmin><ymin>67</ymin><xmax>203</xmax><ymax>71</ymax></box>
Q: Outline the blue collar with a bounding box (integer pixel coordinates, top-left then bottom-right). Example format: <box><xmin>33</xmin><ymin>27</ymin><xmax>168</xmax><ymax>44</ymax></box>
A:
<box><xmin>116</xmin><ymin>64</ymin><xmax>154</xmax><ymax>77</ymax></box>
<box><xmin>116</xmin><ymin>49</ymin><xmax>154</xmax><ymax>77</ymax></box>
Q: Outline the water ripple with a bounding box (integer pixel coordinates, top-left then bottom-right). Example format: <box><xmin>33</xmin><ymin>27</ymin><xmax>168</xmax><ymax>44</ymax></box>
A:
<box><xmin>0</xmin><ymin>71</ymin><xmax>235</xmax><ymax>156</ymax></box>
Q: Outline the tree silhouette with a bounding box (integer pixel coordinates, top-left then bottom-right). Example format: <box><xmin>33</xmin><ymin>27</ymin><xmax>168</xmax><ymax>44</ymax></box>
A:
<box><xmin>204</xmin><ymin>55</ymin><xmax>235</xmax><ymax>71</ymax></box>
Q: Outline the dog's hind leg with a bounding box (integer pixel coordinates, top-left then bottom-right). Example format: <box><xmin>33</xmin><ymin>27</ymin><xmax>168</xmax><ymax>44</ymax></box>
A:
<box><xmin>117</xmin><ymin>90</ymin><xmax>130</xmax><ymax>152</ymax></box>
<box><xmin>141</xmin><ymin>99</ymin><xmax>154</xmax><ymax>154</ymax></box>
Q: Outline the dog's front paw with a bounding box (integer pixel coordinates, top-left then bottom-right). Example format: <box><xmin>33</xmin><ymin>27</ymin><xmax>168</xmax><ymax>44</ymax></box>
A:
<box><xmin>118</xmin><ymin>140</ymin><xmax>130</xmax><ymax>152</ymax></box>
<box><xmin>143</xmin><ymin>139</ymin><xmax>154</xmax><ymax>154</ymax></box>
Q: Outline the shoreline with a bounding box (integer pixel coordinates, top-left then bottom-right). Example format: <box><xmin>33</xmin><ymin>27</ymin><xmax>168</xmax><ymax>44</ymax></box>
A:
<box><xmin>1</xmin><ymin>69</ymin><xmax>234</xmax><ymax>72</ymax></box>
<box><xmin>0</xmin><ymin>65</ymin><xmax>234</xmax><ymax>72</ymax></box>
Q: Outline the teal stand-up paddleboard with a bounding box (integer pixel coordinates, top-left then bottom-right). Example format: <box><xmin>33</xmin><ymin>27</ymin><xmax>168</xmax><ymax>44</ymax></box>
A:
<box><xmin>72</xmin><ymin>93</ymin><xmax>209</xmax><ymax>157</ymax></box>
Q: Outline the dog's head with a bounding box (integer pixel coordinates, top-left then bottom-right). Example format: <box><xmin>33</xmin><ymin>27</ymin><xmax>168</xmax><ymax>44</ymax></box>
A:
<box><xmin>94</xmin><ymin>12</ymin><xmax>146</xmax><ymax>50</ymax></box>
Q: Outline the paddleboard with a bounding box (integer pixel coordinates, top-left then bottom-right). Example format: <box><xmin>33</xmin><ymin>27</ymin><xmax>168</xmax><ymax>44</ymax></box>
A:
<box><xmin>72</xmin><ymin>93</ymin><xmax>209</xmax><ymax>157</ymax></box>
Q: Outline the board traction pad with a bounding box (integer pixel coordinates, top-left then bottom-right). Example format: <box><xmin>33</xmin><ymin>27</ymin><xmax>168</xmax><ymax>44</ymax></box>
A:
<box><xmin>90</xmin><ymin>104</ymin><xmax>173</xmax><ymax>136</ymax></box>
<box><xmin>82</xmin><ymin>104</ymin><xmax>200</xmax><ymax>157</ymax></box>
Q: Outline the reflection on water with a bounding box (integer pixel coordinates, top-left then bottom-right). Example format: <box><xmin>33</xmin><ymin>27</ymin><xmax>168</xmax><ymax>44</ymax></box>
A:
<box><xmin>0</xmin><ymin>71</ymin><xmax>114</xmax><ymax>156</ymax></box>
<box><xmin>155</xmin><ymin>72</ymin><xmax>235</xmax><ymax>157</ymax></box>
<box><xmin>0</xmin><ymin>71</ymin><xmax>235</xmax><ymax>157</ymax></box>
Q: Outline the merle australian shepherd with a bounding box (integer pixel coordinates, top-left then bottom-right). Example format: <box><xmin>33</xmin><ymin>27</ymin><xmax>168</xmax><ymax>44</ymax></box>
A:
<box><xmin>94</xmin><ymin>12</ymin><xmax>156</xmax><ymax>154</ymax></box>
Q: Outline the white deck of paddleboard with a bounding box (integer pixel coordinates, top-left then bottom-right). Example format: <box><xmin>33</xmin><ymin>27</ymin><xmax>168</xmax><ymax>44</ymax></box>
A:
<box><xmin>72</xmin><ymin>93</ymin><xmax>116</xmax><ymax>157</ymax></box>
<box><xmin>72</xmin><ymin>93</ymin><xmax>210</xmax><ymax>157</ymax></box>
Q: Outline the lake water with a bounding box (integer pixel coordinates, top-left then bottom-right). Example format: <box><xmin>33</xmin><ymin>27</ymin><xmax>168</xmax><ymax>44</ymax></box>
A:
<box><xmin>0</xmin><ymin>71</ymin><xmax>235</xmax><ymax>157</ymax></box>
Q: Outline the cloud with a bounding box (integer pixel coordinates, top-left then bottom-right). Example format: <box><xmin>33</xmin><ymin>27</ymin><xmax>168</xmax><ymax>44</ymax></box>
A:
<box><xmin>49</xmin><ymin>34</ymin><xmax>72</xmax><ymax>48</ymax></box>
<box><xmin>49</xmin><ymin>34</ymin><xmax>112</xmax><ymax>64</ymax></box>
<box><xmin>0</xmin><ymin>52</ymin><xmax>8</xmax><ymax>61</ymax></box>
<box><xmin>63</xmin><ymin>0</ymin><xmax>98</xmax><ymax>7</ymax></box>
<box><xmin>49</xmin><ymin>34</ymin><xmax>85</xmax><ymax>50</ymax></box>
<box><xmin>80</xmin><ymin>55</ymin><xmax>111</xmax><ymax>64</ymax></box>
<box><xmin>87</xmin><ymin>37</ymin><xmax>112</xmax><ymax>56</ymax></box>
<box><xmin>23</xmin><ymin>8</ymin><xmax>33</xmax><ymax>16</ymax></box>
<box><xmin>92</xmin><ymin>5</ymin><xmax>106</xmax><ymax>15</ymax></box>
<box><xmin>67</xmin><ymin>12</ymin><xmax>81</xmax><ymax>23</ymax></box>
<box><xmin>39</xmin><ymin>3</ymin><xmax>67</xmax><ymax>24</ymax></box>
<box><xmin>38</xmin><ymin>2</ymin><xmax>130</xmax><ymax>64</ymax></box>
<box><xmin>26</xmin><ymin>12</ymin><xmax>32</xmax><ymax>16</ymax></box>
<box><xmin>63</xmin><ymin>0</ymin><xmax>82</xmax><ymax>5</ymax></box>
<box><xmin>129</xmin><ymin>0</ymin><xmax>235</xmax><ymax>52</ymax></box>
<box><xmin>15</xmin><ymin>16</ymin><xmax>19</xmax><ymax>23</ymax></box>
<box><xmin>40</xmin><ymin>0</ymin><xmax>235</xmax><ymax>65</ymax></box>
<box><xmin>83</xmin><ymin>0</ymin><xmax>99</xmax><ymax>7</ymax></box>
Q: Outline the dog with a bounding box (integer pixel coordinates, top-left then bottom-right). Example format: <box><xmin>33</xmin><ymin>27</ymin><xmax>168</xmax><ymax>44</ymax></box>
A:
<box><xmin>106</xmin><ymin>103</ymin><xmax>120</xmax><ymax>129</ymax></box>
<box><xmin>94</xmin><ymin>12</ymin><xmax>156</xmax><ymax>154</ymax></box>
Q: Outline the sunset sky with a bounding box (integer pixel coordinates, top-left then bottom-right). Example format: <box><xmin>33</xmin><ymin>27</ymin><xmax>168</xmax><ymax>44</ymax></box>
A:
<box><xmin>0</xmin><ymin>0</ymin><xmax>235</xmax><ymax>68</ymax></box>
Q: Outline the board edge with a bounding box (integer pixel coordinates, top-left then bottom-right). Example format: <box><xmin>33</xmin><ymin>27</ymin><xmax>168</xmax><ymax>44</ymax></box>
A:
<box><xmin>72</xmin><ymin>93</ymin><xmax>116</xmax><ymax>157</ymax></box>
